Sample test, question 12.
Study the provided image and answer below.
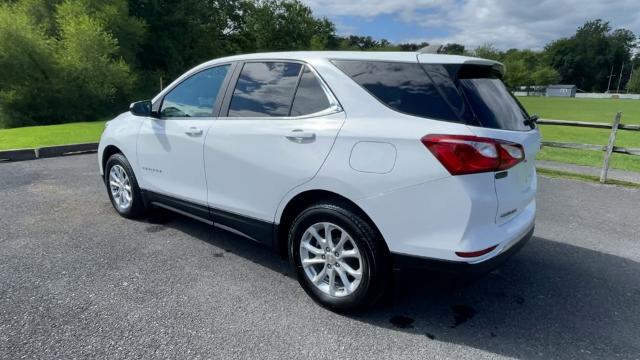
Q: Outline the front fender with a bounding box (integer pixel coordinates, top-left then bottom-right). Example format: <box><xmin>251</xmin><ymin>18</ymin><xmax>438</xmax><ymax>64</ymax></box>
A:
<box><xmin>98</xmin><ymin>112</ymin><xmax>143</xmax><ymax>178</ymax></box>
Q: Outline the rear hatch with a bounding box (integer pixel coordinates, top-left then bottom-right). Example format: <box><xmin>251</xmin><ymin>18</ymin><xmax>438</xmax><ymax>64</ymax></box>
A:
<box><xmin>417</xmin><ymin>55</ymin><xmax>540</xmax><ymax>224</ymax></box>
<box><xmin>333</xmin><ymin>55</ymin><xmax>540</xmax><ymax>224</ymax></box>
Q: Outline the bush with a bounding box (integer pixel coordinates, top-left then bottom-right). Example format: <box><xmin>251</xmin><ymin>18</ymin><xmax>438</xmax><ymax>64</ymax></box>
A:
<box><xmin>0</xmin><ymin>1</ymin><xmax>137</xmax><ymax>128</ymax></box>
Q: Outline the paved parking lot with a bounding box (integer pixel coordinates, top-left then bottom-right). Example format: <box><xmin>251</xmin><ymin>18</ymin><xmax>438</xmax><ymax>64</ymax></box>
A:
<box><xmin>1</xmin><ymin>154</ymin><xmax>639</xmax><ymax>359</ymax></box>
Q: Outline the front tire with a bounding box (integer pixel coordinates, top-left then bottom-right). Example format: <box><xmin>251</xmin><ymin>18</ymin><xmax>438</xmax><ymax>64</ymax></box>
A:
<box><xmin>289</xmin><ymin>202</ymin><xmax>390</xmax><ymax>313</ymax></box>
<box><xmin>104</xmin><ymin>153</ymin><xmax>146</xmax><ymax>219</ymax></box>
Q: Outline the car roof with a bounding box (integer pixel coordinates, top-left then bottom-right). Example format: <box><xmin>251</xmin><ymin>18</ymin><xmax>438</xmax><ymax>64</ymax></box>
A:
<box><xmin>155</xmin><ymin>51</ymin><xmax>504</xmax><ymax>103</ymax></box>
<box><xmin>199</xmin><ymin>51</ymin><xmax>500</xmax><ymax>67</ymax></box>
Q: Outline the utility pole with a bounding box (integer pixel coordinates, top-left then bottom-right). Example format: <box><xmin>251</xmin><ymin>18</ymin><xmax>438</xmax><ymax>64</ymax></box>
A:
<box><xmin>616</xmin><ymin>62</ymin><xmax>624</xmax><ymax>93</ymax></box>
<box><xmin>606</xmin><ymin>64</ymin><xmax>614</xmax><ymax>93</ymax></box>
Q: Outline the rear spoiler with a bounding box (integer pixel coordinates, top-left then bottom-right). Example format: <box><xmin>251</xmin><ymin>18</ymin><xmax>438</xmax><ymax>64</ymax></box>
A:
<box><xmin>417</xmin><ymin>52</ymin><xmax>505</xmax><ymax>76</ymax></box>
<box><xmin>463</xmin><ymin>59</ymin><xmax>505</xmax><ymax>76</ymax></box>
<box><xmin>418</xmin><ymin>44</ymin><xmax>444</xmax><ymax>54</ymax></box>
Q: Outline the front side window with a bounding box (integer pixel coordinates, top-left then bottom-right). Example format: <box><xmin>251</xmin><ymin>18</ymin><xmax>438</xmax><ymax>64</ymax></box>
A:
<box><xmin>228</xmin><ymin>62</ymin><xmax>302</xmax><ymax>117</ymax></box>
<box><xmin>160</xmin><ymin>65</ymin><xmax>230</xmax><ymax>118</ymax></box>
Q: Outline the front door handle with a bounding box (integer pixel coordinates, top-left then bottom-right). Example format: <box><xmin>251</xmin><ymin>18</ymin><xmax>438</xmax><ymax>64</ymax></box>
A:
<box><xmin>185</xmin><ymin>127</ymin><xmax>203</xmax><ymax>137</ymax></box>
<box><xmin>286</xmin><ymin>129</ymin><xmax>316</xmax><ymax>142</ymax></box>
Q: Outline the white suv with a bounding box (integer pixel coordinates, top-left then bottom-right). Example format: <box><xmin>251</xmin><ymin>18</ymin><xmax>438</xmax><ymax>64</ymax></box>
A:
<box><xmin>99</xmin><ymin>51</ymin><xmax>539</xmax><ymax>312</ymax></box>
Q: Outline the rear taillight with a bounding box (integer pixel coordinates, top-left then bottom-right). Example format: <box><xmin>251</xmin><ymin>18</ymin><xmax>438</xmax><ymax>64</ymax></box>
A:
<box><xmin>421</xmin><ymin>134</ymin><xmax>525</xmax><ymax>175</ymax></box>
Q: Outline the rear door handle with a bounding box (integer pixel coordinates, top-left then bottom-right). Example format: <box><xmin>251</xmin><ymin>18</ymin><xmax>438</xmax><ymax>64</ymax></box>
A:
<box><xmin>286</xmin><ymin>129</ymin><xmax>316</xmax><ymax>142</ymax></box>
<box><xmin>185</xmin><ymin>127</ymin><xmax>203</xmax><ymax>137</ymax></box>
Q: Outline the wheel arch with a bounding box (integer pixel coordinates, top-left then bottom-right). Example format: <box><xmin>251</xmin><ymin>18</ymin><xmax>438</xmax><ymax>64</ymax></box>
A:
<box><xmin>275</xmin><ymin>189</ymin><xmax>388</xmax><ymax>258</ymax></box>
<box><xmin>101</xmin><ymin>145</ymin><xmax>124</xmax><ymax>175</ymax></box>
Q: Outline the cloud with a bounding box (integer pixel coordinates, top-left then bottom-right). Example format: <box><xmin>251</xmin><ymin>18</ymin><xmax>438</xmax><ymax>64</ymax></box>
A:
<box><xmin>302</xmin><ymin>0</ymin><xmax>640</xmax><ymax>50</ymax></box>
<box><xmin>331</xmin><ymin>20</ymin><xmax>358</xmax><ymax>37</ymax></box>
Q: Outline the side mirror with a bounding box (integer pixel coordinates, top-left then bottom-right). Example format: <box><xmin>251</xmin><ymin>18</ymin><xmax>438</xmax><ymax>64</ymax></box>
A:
<box><xmin>129</xmin><ymin>100</ymin><xmax>153</xmax><ymax>117</ymax></box>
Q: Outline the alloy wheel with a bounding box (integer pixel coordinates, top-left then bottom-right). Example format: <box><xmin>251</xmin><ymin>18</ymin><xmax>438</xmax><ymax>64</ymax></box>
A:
<box><xmin>299</xmin><ymin>222</ymin><xmax>364</xmax><ymax>297</ymax></box>
<box><xmin>109</xmin><ymin>165</ymin><xmax>132</xmax><ymax>211</ymax></box>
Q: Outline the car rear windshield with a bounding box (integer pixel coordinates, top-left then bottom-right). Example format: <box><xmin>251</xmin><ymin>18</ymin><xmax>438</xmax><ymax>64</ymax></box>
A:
<box><xmin>332</xmin><ymin>60</ymin><xmax>533</xmax><ymax>131</ymax></box>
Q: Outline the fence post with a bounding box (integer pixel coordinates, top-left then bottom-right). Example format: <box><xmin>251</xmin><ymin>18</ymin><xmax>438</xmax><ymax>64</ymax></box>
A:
<box><xmin>600</xmin><ymin>111</ymin><xmax>622</xmax><ymax>183</ymax></box>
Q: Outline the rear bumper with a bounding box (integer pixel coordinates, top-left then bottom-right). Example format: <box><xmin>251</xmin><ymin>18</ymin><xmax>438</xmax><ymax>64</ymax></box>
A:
<box><xmin>391</xmin><ymin>226</ymin><xmax>534</xmax><ymax>276</ymax></box>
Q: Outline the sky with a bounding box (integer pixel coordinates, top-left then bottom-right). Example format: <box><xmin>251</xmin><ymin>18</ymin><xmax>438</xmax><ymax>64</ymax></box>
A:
<box><xmin>302</xmin><ymin>0</ymin><xmax>640</xmax><ymax>50</ymax></box>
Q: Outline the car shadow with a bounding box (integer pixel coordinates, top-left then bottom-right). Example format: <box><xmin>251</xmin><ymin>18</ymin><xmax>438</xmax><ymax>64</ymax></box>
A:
<box><xmin>144</xmin><ymin>210</ymin><xmax>640</xmax><ymax>359</ymax></box>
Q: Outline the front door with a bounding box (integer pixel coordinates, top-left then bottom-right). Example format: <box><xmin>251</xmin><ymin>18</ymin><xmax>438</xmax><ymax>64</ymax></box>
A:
<box><xmin>136</xmin><ymin>64</ymin><xmax>231</xmax><ymax>205</ymax></box>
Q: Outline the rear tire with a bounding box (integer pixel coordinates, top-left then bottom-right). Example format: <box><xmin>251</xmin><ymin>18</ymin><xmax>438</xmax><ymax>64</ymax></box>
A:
<box><xmin>289</xmin><ymin>202</ymin><xmax>390</xmax><ymax>313</ymax></box>
<box><xmin>104</xmin><ymin>153</ymin><xmax>146</xmax><ymax>219</ymax></box>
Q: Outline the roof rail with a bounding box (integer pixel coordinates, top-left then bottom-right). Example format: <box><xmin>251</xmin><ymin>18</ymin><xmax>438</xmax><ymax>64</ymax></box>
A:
<box><xmin>418</xmin><ymin>44</ymin><xmax>443</xmax><ymax>54</ymax></box>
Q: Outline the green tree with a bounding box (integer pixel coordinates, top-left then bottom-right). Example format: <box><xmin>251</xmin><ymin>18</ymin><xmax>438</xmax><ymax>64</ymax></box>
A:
<box><xmin>342</xmin><ymin>35</ymin><xmax>381</xmax><ymax>50</ymax></box>
<box><xmin>531</xmin><ymin>66</ymin><xmax>560</xmax><ymax>86</ymax></box>
<box><xmin>546</xmin><ymin>19</ymin><xmax>636</xmax><ymax>91</ymax></box>
<box><xmin>503</xmin><ymin>58</ymin><xmax>529</xmax><ymax>89</ymax></box>
<box><xmin>309</xmin><ymin>18</ymin><xmax>337</xmax><ymax>50</ymax></box>
<box><xmin>128</xmin><ymin>0</ymin><xmax>245</xmax><ymax>81</ymax></box>
<box><xmin>472</xmin><ymin>44</ymin><xmax>503</xmax><ymax>61</ymax></box>
<box><xmin>16</xmin><ymin>0</ymin><xmax>144</xmax><ymax>63</ymax></box>
<box><xmin>441</xmin><ymin>43</ymin><xmax>465</xmax><ymax>55</ymax></box>
<box><xmin>499</xmin><ymin>48</ymin><xmax>559</xmax><ymax>88</ymax></box>
<box><xmin>239</xmin><ymin>0</ymin><xmax>334</xmax><ymax>52</ymax></box>
<box><xmin>128</xmin><ymin>0</ymin><xmax>334</xmax><ymax>86</ymax></box>
<box><xmin>397</xmin><ymin>42</ymin><xmax>428</xmax><ymax>51</ymax></box>
<box><xmin>627</xmin><ymin>68</ymin><xmax>640</xmax><ymax>93</ymax></box>
<box><xmin>0</xmin><ymin>3</ymin><xmax>56</xmax><ymax>127</ymax></box>
<box><xmin>55</xmin><ymin>0</ymin><xmax>135</xmax><ymax>120</ymax></box>
<box><xmin>2</xmin><ymin>1</ymin><xmax>638</xmax><ymax>128</ymax></box>
<box><xmin>0</xmin><ymin>0</ymin><xmax>136</xmax><ymax>126</ymax></box>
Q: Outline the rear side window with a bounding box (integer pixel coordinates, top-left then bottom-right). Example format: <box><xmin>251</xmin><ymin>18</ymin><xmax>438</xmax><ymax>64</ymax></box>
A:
<box><xmin>160</xmin><ymin>65</ymin><xmax>229</xmax><ymax>118</ymax></box>
<box><xmin>290</xmin><ymin>67</ymin><xmax>331</xmax><ymax>116</ymax></box>
<box><xmin>228</xmin><ymin>62</ymin><xmax>302</xmax><ymax>117</ymax></box>
<box><xmin>333</xmin><ymin>60</ymin><xmax>532</xmax><ymax>131</ymax></box>
<box><xmin>332</xmin><ymin>60</ymin><xmax>460</xmax><ymax>123</ymax></box>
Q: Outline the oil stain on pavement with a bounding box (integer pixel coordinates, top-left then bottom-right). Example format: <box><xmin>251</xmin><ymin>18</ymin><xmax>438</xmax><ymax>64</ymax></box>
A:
<box><xmin>389</xmin><ymin>315</ymin><xmax>415</xmax><ymax>329</ymax></box>
<box><xmin>450</xmin><ymin>304</ymin><xmax>476</xmax><ymax>328</ymax></box>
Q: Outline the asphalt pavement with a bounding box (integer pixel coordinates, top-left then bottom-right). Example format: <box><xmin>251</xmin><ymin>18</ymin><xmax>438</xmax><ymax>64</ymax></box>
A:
<box><xmin>1</xmin><ymin>154</ymin><xmax>639</xmax><ymax>359</ymax></box>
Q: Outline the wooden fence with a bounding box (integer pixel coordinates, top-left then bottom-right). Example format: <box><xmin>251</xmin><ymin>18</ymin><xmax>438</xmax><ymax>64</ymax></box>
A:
<box><xmin>538</xmin><ymin>112</ymin><xmax>640</xmax><ymax>183</ymax></box>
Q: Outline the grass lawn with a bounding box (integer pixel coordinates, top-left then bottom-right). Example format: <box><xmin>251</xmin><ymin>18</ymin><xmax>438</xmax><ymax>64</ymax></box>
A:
<box><xmin>0</xmin><ymin>121</ymin><xmax>106</xmax><ymax>150</ymax></box>
<box><xmin>518</xmin><ymin>96</ymin><xmax>640</xmax><ymax>124</ymax></box>
<box><xmin>517</xmin><ymin>96</ymin><xmax>640</xmax><ymax>173</ymax></box>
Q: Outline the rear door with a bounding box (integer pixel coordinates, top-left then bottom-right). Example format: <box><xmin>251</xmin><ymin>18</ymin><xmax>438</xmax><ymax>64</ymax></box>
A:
<box><xmin>204</xmin><ymin>61</ymin><xmax>344</xmax><ymax>236</ymax></box>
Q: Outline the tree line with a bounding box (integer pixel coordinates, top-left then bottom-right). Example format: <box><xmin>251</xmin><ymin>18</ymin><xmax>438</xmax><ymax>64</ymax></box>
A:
<box><xmin>0</xmin><ymin>0</ymin><xmax>638</xmax><ymax>128</ymax></box>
